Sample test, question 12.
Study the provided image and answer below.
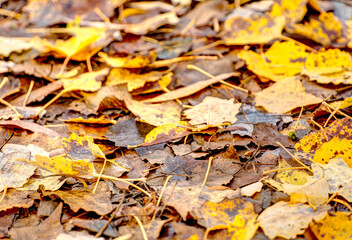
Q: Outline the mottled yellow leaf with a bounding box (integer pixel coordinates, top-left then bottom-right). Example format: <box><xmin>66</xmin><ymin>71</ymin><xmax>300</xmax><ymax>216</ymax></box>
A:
<box><xmin>286</xmin><ymin>12</ymin><xmax>346</xmax><ymax>46</ymax></box>
<box><xmin>144</xmin><ymin>121</ymin><xmax>190</xmax><ymax>145</ymax></box>
<box><xmin>266</xmin><ymin>163</ymin><xmax>329</xmax><ymax>206</ymax></box>
<box><xmin>222</xmin><ymin>14</ymin><xmax>285</xmax><ymax>45</ymax></box>
<box><xmin>305</xmin><ymin>49</ymin><xmax>352</xmax><ymax>75</ymax></box>
<box><xmin>313</xmin><ymin>137</ymin><xmax>352</xmax><ymax>167</ymax></box>
<box><xmin>310</xmin><ymin>211</ymin><xmax>352</xmax><ymax>240</ymax></box>
<box><xmin>28</xmin><ymin>155</ymin><xmax>95</xmax><ymax>177</ymax></box>
<box><xmin>276</xmin><ymin>158</ymin><xmax>309</xmax><ymax>185</ymax></box>
<box><xmin>61</xmin><ymin>133</ymin><xmax>105</xmax><ymax>161</ymax></box>
<box><xmin>193</xmin><ymin>198</ymin><xmax>258</xmax><ymax>240</ymax></box>
<box><xmin>271</xmin><ymin>0</ymin><xmax>307</xmax><ymax>25</ymax></box>
<box><xmin>295</xmin><ymin>118</ymin><xmax>352</xmax><ymax>160</ymax></box>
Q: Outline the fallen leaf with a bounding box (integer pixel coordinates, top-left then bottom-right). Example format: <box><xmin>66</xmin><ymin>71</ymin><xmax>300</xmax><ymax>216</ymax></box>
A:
<box><xmin>318</xmin><ymin>158</ymin><xmax>352</xmax><ymax>202</ymax></box>
<box><xmin>255</xmin><ymin>77</ymin><xmax>323</xmax><ymax>113</ymax></box>
<box><xmin>193</xmin><ymin>198</ymin><xmax>258</xmax><ymax>240</ymax></box>
<box><xmin>99</xmin><ymin>52</ymin><xmax>155</xmax><ymax>68</ymax></box>
<box><xmin>143</xmin><ymin>121</ymin><xmax>191</xmax><ymax>146</ymax></box>
<box><xmin>106</xmin><ymin>68</ymin><xmax>164</xmax><ymax>92</ymax></box>
<box><xmin>125</xmin><ymin>98</ymin><xmax>181</xmax><ymax>126</ymax></box>
<box><xmin>271</xmin><ymin>0</ymin><xmax>307</xmax><ymax>25</ymax></box>
<box><xmin>313</xmin><ymin>136</ymin><xmax>352</xmax><ymax>167</ymax></box>
<box><xmin>286</xmin><ymin>12</ymin><xmax>346</xmax><ymax>46</ymax></box>
<box><xmin>310</xmin><ymin>211</ymin><xmax>352</xmax><ymax>240</ymax></box>
<box><xmin>43</xmin><ymin>182</ymin><xmax>113</xmax><ymax>215</ymax></box>
<box><xmin>266</xmin><ymin>163</ymin><xmax>329</xmax><ymax>206</ymax></box>
<box><xmin>158</xmin><ymin>184</ymin><xmax>240</xmax><ymax>220</ymax></box>
<box><xmin>184</xmin><ymin>96</ymin><xmax>241</xmax><ymax>127</ymax></box>
<box><xmin>9</xmin><ymin>202</ymin><xmax>64</xmax><ymax>240</ymax></box>
<box><xmin>302</xmin><ymin>49</ymin><xmax>352</xmax><ymax>84</ymax></box>
<box><xmin>222</xmin><ymin>14</ymin><xmax>285</xmax><ymax>45</ymax></box>
<box><xmin>258</xmin><ymin>201</ymin><xmax>329</xmax><ymax>239</ymax></box>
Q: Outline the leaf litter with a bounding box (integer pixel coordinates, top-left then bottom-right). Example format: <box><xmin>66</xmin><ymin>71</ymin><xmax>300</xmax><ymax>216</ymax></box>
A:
<box><xmin>0</xmin><ymin>0</ymin><xmax>352</xmax><ymax>239</ymax></box>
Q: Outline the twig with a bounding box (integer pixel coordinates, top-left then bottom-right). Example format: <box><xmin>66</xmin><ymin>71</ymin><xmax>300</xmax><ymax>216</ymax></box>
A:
<box><xmin>22</xmin><ymin>80</ymin><xmax>35</xmax><ymax>110</ymax></box>
<box><xmin>152</xmin><ymin>175</ymin><xmax>172</xmax><ymax>221</ymax></box>
<box><xmin>322</xmin><ymin>101</ymin><xmax>352</xmax><ymax>121</ymax></box>
<box><xmin>187</xmin><ymin>64</ymin><xmax>248</xmax><ymax>93</ymax></box>
<box><xmin>276</xmin><ymin>142</ymin><xmax>313</xmax><ymax>173</ymax></box>
<box><xmin>95</xmin><ymin>190</ymin><xmax>126</xmax><ymax>238</ymax></box>
<box><xmin>0</xmin><ymin>132</ymin><xmax>13</xmax><ymax>151</ymax></box>
<box><xmin>263</xmin><ymin>167</ymin><xmax>308</xmax><ymax>175</ymax></box>
<box><xmin>132</xmin><ymin>214</ymin><xmax>148</xmax><ymax>240</ymax></box>
<box><xmin>0</xmin><ymin>169</ymin><xmax>7</xmax><ymax>205</ymax></box>
<box><xmin>198</xmin><ymin>157</ymin><xmax>213</xmax><ymax>196</ymax></box>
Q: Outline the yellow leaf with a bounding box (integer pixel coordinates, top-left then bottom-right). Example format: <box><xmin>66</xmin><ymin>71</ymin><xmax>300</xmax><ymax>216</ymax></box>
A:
<box><xmin>238</xmin><ymin>50</ymin><xmax>280</xmax><ymax>82</ymax></box>
<box><xmin>33</xmin><ymin>27</ymin><xmax>104</xmax><ymax>60</ymax></box>
<box><xmin>106</xmin><ymin>68</ymin><xmax>164</xmax><ymax>92</ymax></box>
<box><xmin>271</xmin><ymin>0</ymin><xmax>307</xmax><ymax>25</ymax></box>
<box><xmin>295</xmin><ymin>118</ymin><xmax>352</xmax><ymax>160</ymax></box>
<box><xmin>223</xmin><ymin>14</ymin><xmax>285</xmax><ymax>45</ymax></box>
<box><xmin>125</xmin><ymin>99</ymin><xmax>181</xmax><ymax>126</ymax></box>
<box><xmin>265</xmin><ymin>41</ymin><xmax>308</xmax><ymax>76</ymax></box>
<box><xmin>302</xmin><ymin>49</ymin><xmax>352</xmax><ymax>84</ymax></box>
<box><xmin>313</xmin><ymin>137</ymin><xmax>352</xmax><ymax>167</ymax></box>
<box><xmin>304</xmin><ymin>49</ymin><xmax>352</xmax><ymax>75</ymax></box>
<box><xmin>310</xmin><ymin>211</ymin><xmax>352</xmax><ymax>240</ymax></box>
<box><xmin>266</xmin><ymin>163</ymin><xmax>329</xmax><ymax>206</ymax></box>
<box><xmin>330</xmin><ymin>96</ymin><xmax>352</xmax><ymax>109</ymax></box>
<box><xmin>63</xmin><ymin>68</ymin><xmax>109</xmax><ymax>92</ymax></box>
<box><xmin>286</xmin><ymin>12</ymin><xmax>345</xmax><ymax>46</ymax></box>
<box><xmin>99</xmin><ymin>52</ymin><xmax>155</xmax><ymax>68</ymax></box>
<box><xmin>276</xmin><ymin>158</ymin><xmax>310</xmax><ymax>185</ymax></box>
<box><xmin>61</xmin><ymin>133</ymin><xmax>105</xmax><ymax>162</ymax></box>
<box><xmin>193</xmin><ymin>198</ymin><xmax>258</xmax><ymax>240</ymax></box>
<box><xmin>30</xmin><ymin>155</ymin><xmax>95</xmax><ymax>177</ymax></box>
<box><xmin>239</xmin><ymin>41</ymin><xmax>309</xmax><ymax>81</ymax></box>
<box><xmin>144</xmin><ymin>121</ymin><xmax>190</xmax><ymax>145</ymax></box>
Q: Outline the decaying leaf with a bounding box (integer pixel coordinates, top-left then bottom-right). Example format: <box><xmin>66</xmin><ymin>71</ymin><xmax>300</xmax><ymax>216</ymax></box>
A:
<box><xmin>223</xmin><ymin>14</ymin><xmax>285</xmax><ymax>45</ymax></box>
<box><xmin>193</xmin><ymin>198</ymin><xmax>258</xmax><ymax>240</ymax></box>
<box><xmin>313</xmin><ymin>137</ymin><xmax>352</xmax><ymax>167</ymax></box>
<box><xmin>266</xmin><ymin>163</ymin><xmax>329</xmax><ymax>206</ymax></box>
<box><xmin>310</xmin><ymin>211</ymin><xmax>352</xmax><ymax>240</ymax></box>
<box><xmin>286</xmin><ymin>12</ymin><xmax>346</xmax><ymax>46</ymax></box>
<box><xmin>302</xmin><ymin>49</ymin><xmax>352</xmax><ymax>84</ymax></box>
